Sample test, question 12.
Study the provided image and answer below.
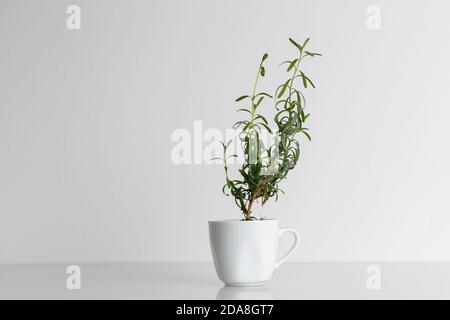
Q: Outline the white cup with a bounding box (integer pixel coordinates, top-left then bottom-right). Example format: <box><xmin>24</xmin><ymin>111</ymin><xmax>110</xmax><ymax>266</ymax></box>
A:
<box><xmin>209</xmin><ymin>219</ymin><xmax>299</xmax><ymax>286</ymax></box>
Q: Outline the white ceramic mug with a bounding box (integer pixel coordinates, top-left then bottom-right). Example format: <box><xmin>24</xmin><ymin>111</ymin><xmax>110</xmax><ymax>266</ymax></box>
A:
<box><xmin>208</xmin><ymin>219</ymin><xmax>299</xmax><ymax>286</ymax></box>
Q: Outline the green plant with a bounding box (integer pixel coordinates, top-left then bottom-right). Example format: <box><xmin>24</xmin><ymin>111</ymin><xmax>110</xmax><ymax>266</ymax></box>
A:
<box><xmin>216</xmin><ymin>38</ymin><xmax>321</xmax><ymax>221</ymax></box>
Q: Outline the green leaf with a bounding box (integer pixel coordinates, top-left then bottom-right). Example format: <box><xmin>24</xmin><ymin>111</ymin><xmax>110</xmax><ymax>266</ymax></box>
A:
<box><xmin>289</xmin><ymin>38</ymin><xmax>301</xmax><ymax>50</ymax></box>
<box><xmin>276</xmin><ymin>99</ymin><xmax>289</xmax><ymax>108</ymax></box>
<box><xmin>301</xmin><ymin>72</ymin><xmax>316</xmax><ymax>88</ymax></box>
<box><xmin>255</xmin><ymin>96</ymin><xmax>264</xmax><ymax>108</ymax></box>
<box><xmin>233</xmin><ymin>121</ymin><xmax>248</xmax><ymax>129</ymax></box>
<box><xmin>262</xmin><ymin>53</ymin><xmax>268</xmax><ymax>62</ymax></box>
<box><xmin>277</xmin><ymin>79</ymin><xmax>290</xmax><ymax>98</ymax></box>
<box><xmin>239</xmin><ymin>169</ymin><xmax>249</xmax><ymax>181</ymax></box>
<box><xmin>300</xmin><ymin>72</ymin><xmax>308</xmax><ymax>88</ymax></box>
<box><xmin>255</xmin><ymin>92</ymin><xmax>273</xmax><ymax>99</ymax></box>
<box><xmin>287</xmin><ymin>59</ymin><xmax>298</xmax><ymax>72</ymax></box>
<box><xmin>255</xmin><ymin>114</ymin><xmax>268</xmax><ymax>125</ymax></box>
<box><xmin>300</xmin><ymin>107</ymin><xmax>306</xmax><ymax>122</ymax></box>
<box><xmin>235</xmin><ymin>95</ymin><xmax>250</xmax><ymax>102</ymax></box>
<box><xmin>279</xmin><ymin>60</ymin><xmax>292</xmax><ymax>66</ymax></box>
<box><xmin>237</xmin><ymin>108</ymin><xmax>252</xmax><ymax>114</ymax></box>
<box><xmin>259</xmin><ymin>123</ymin><xmax>273</xmax><ymax>134</ymax></box>
<box><xmin>260</xmin><ymin>66</ymin><xmax>265</xmax><ymax>77</ymax></box>
<box><xmin>222</xmin><ymin>183</ymin><xmax>229</xmax><ymax>196</ymax></box>
<box><xmin>304</xmin><ymin>51</ymin><xmax>322</xmax><ymax>57</ymax></box>
<box><xmin>296</xmin><ymin>92</ymin><xmax>302</xmax><ymax>109</ymax></box>
<box><xmin>302</xmin><ymin>38</ymin><xmax>310</xmax><ymax>49</ymax></box>
<box><xmin>301</xmin><ymin>129</ymin><xmax>311</xmax><ymax>141</ymax></box>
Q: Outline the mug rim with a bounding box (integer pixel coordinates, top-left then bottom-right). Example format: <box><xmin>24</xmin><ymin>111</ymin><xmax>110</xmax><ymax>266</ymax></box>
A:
<box><xmin>208</xmin><ymin>218</ymin><xmax>278</xmax><ymax>224</ymax></box>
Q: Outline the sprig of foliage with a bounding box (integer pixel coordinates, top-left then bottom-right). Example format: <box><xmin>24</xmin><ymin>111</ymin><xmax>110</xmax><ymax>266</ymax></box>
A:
<box><xmin>217</xmin><ymin>38</ymin><xmax>321</xmax><ymax>221</ymax></box>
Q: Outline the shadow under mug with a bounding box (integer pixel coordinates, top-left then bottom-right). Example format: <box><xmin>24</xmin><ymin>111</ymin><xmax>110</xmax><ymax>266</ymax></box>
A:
<box><xmin>216</xmin><ymin>285</ymin><xmax>274</xmax><ymax>300</ymax></box>
<box><xmin>209</xmin><ymin>219</ymin><xmax>299</xmax><ymax>286</ymax></box>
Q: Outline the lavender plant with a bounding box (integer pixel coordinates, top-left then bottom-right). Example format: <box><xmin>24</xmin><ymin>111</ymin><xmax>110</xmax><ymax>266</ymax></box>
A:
<box><xmin>216</xmin><ymin>38</ymin><xmax>321</xmax><ymax>221</ymax></box>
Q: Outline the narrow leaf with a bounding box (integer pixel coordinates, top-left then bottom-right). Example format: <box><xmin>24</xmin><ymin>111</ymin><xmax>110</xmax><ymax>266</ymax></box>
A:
<box><xmin>287</xmin><ymin>59</ymin><xmax>298</xmax><ymax>72</ymax></box>
<box><xmin>302</xmin><ymin>38</ymin><xmax>310</xmax><ymax>49</ymax></box>
<box><xmin>304</xmin><ymin>51</ymin><xmax>322</xmax><ymax>57</ymax></box>
<box><xmin>235</xmin><ymin>95</ymin><xmax>250</xmax><ymax>102</ymax></box>
<box><xmin>301</xmin><ymin>72</ymin><xmax>316</xmax><ymax>88</ymax></box>
<box><xmin>300</xmin><ymin>107</ymin><xmax>306</xmax><ymax>122</ymax></box>
<box><xmin>256</xmin><ymin>92</ymin><xmax>273</xmax><ymax>98</ymax></box>
<box><xmin>289</xmin><ymin>38</ymin><xmax>301</xmax><ymax>50</ymax></box>
<box><xmin>301</xmin><ymin>130</ymin><xmax>311</xmax><ymax>141</ymax></box>
<box><xmin>237</xmin><ymin>108</ymin><xmax>252</xmax><ymax>114</ymax></box>
<box><xmin>277</xmin><ymin>79</ymin><xmax>290</xmax><ymax>98</ymax></box>
<box><xmin>259</xmin><ymin>123</ymin><xmax>273</xmax><ymax>134</ymax></box>
<box><xmin>255</xmin><ymin>96</ymin><xmax>264</xmax><ymax>108</ymax></box>
<box><xmin>300</xmin><ymin>72</ymin><xmax>308</xmax><ymax>88</ymax></box>
<box><xmin>279</xmin><ymin>60</ymin><xmax>292</xmax><ymax>66</ymax></box>
<box><xmin>255</xmin><ymin>114</ymin><xmax>268</xmax><ymax>125</ymax></box>
<box><xmin>260</xmin><ymin>66</ymin><xmax>265</xmax><ymax>77</ymax></box>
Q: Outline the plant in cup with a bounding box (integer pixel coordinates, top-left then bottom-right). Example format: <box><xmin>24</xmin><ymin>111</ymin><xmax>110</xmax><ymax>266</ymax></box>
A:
<box><xmin>215</xmin><ymin>38</ymin><xmax>321</xmax><ymax>221</ymax></box>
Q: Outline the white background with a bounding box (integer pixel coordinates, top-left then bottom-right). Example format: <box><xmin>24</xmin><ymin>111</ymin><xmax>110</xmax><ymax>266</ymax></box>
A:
<box><xmin>1</xmin><ymin>0</ymin><xmax>450</xmax><ymax>264</ymax></box>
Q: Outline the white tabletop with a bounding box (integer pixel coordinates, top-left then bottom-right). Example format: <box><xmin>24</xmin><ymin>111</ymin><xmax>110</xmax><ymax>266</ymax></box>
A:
<box><xmin>0</xmin><ymin>263</ymin><xmax>448</xmax><ymax>299</ymax></box>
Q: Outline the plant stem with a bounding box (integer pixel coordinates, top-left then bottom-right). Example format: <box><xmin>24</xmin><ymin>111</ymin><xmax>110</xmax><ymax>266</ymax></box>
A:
<box><xmin>222</xmin><ymin>142</ymin><xmax>231</xmax><ymax>184</ymax></box>
<box><xmin>250</xmin><ymin>62</ymin><xmax>262</xmax><ymax>128</ymax></box>
<box><xmin>245</xmin><ymin>63</ymin><xmax>264</xmax><ymax>220</ymax></box>
<box><xmin>288</xmin><ymin>53</ymin><xmax>303</xmax><ymax>102</ymax></box>
<box><xmin>245</xmin><ymin>192</ymin><xmax>256</xmax><ymax>220</ymax></box>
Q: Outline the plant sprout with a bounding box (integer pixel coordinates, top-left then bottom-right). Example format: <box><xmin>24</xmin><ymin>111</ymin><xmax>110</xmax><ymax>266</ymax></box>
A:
<box><xmin>215</xmin><ymin>38</ymin><xmax>321</xmax><ymax>221</ymax></box>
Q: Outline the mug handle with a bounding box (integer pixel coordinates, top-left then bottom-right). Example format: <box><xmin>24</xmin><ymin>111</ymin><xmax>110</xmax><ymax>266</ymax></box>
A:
<box><xmin>274</xmin><ymin>228</ymin><xmax>300</xmax><ymax>269</ymax></box>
